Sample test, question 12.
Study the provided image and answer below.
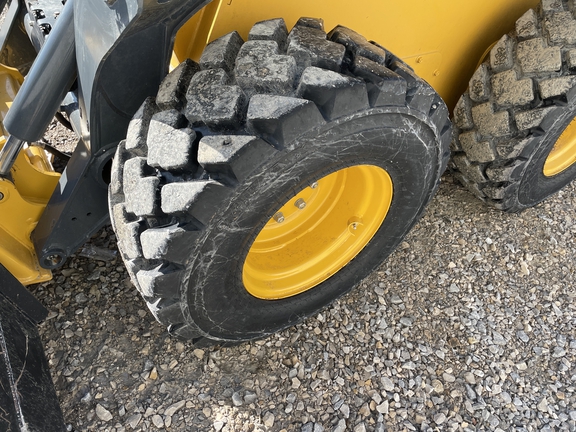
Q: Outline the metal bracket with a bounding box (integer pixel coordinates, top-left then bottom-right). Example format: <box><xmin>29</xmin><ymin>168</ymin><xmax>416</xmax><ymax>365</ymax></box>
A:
<box><xmin>0</xmin><ymin>0</ymin><xmax>37</xmax><ymax>75</ymax></box>
<box><xmin>32</xmin><ymin>140</ymin><xmax>115</xmax><ymax>269</ymax></box>
<box><xmin>24</xmin><ymin>0</ymin><xmax>64</xmax><ymax>51</ymax></box>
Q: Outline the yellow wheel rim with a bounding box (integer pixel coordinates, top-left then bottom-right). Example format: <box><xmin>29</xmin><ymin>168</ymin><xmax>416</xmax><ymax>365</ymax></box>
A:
<box><xmin>543</xmin><ymin>116</ymin><xmax>576</xmax><ymax>177</ymax></box>
<box><xmin>242</xmin><ymin>165</ymin><xmax>393</xmax><ymax>300</ymax></box>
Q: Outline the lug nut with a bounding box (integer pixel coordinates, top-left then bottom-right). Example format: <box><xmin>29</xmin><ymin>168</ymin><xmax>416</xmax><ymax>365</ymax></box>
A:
<box><xmin>0</xmin><ymin>192</ymin><xmax>4</xmax><ymax>201</ymax></box>
<box><xmin>348</xmin><ymin>217</ymin><xmax>362</xmax><ymax>232</ymax></box>
<box><xmin>310</xmin><ymin>182</ymin><xmax>318</xmax><ymax>189</ymax></box>
<box><xmin>295</xmin><ymin>198</ymin><xmax>306</xmax><ymax>210</ymax></box>
<box><xmin>273</xmin><ymin>212</ymin><xmax>285</xmax><ymax>223</ymax></box>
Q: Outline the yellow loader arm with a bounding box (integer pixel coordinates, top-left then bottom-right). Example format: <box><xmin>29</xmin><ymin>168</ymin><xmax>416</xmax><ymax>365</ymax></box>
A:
<box><xmin>0</xmin><ymin>64</ymin><xmax>60</xmax><ymax>285</ymax></box>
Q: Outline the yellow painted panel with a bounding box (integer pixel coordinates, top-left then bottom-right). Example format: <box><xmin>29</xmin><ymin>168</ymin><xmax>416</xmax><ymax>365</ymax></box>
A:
<box><xmin>173</xmin><ymin>0</ymin><xmax>224</xmax><ymax>64</ymax></box>
<box><xmin>175</xmin><ymin>0</ymin><xmax>539</xmax><ymax>109</ymax></box>
<box><xmin>0</xmin><ymin>179</ymin><xmax>52</xmax><ymax>285</ymax></box>
<box><xmin>0</xmin><ymin>65</ymin><xmax>59</xmax><ymax>285</ymax></box>
<box><xmin>0</xmin><ymin>141</ymin><xmax>59</xmax><ymax>284</ymax></box>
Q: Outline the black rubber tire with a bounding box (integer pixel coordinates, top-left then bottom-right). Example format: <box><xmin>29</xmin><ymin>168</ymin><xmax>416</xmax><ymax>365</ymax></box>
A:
<box><xmin>109</xmin><ymin>18</ymin><xmax>451</xmax><ymax>344</ymax></box>
<box><xmin>452</xmin><ymin>0</ymin><xmax>576</xmax><ymax>212</ymax></box>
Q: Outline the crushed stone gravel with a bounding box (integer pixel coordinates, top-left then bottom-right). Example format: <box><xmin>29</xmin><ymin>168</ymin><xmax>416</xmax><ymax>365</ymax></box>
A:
<box><xmin>36</xmin><ymin>121</ymin><xmax>576</xmax><ymax>432</ymax></box>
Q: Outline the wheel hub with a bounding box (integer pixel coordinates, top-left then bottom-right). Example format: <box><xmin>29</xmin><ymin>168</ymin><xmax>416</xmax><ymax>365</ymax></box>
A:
<box><xmin>242</xmin><ymin>165</ymin><xmax>392</xmax><ymax>299</ymax></box>
<box><xmin>543</xmin><ymin>116</ymin><xmax>576</xmax><ymax>177</ymax></box>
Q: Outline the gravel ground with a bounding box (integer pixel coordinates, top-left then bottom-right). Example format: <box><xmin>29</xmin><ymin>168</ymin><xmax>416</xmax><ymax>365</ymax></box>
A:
<box><xmin>31</xmin><ymin>139</ymin><xmax>576</xmax><ymax>432</ymax></box>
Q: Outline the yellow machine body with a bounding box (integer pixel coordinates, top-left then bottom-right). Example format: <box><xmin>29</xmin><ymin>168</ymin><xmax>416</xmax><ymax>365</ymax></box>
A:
<box><xmin>174</xmin><ymin>0</ymin><xmax>539</xmax><ymax>109</ymax></box>
<box><xmin>1</xmin><ymin>0</ymin><xmax>541</xmax><ymax>284</ymax></box>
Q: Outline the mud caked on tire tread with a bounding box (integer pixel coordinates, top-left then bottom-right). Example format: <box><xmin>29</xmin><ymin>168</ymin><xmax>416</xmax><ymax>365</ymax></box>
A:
<box><xmin>109</xmin><ymin>18</ymin><xmax>451</xmax><ymax>344</ymax></box>
<box><xmin>452</xmin><ymin>0</ymin><xmax>576</xmax><ymax>211</ymax></box>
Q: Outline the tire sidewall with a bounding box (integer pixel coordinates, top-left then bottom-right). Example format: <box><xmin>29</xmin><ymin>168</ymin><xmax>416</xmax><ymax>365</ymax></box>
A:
<box><xmin>181</xmin><ymin>109</ymin><xmax>440</xmax><ymax>341</ymax></box>
<box><xmin>518</xmin><ymin>96</ymin><xmax>576</xmax><ymax>210</ymax></box>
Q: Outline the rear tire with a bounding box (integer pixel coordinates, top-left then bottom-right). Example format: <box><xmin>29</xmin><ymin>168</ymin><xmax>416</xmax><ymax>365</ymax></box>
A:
<box><xmin>109</xmin><ymin>18</ymin><xmax>451</xmax><ymax>344</ymax></box>
<box><xmin>452</xmin><ymin>0</ymin><xmax>576</xmax><ymax>212</ymax></box>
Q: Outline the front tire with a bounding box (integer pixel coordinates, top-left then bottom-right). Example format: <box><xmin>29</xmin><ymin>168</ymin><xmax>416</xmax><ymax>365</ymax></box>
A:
<box><xmin>109</xmin><ymin>18</ymin><xmax>451</xmax><ymax>344</ymax></box>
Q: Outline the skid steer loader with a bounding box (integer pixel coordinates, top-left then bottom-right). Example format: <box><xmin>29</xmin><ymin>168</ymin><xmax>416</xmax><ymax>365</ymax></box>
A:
<box><xmin>3</xmin><ymin>0</ymin><xmax>575</xmax><ymax>428</ymax></box>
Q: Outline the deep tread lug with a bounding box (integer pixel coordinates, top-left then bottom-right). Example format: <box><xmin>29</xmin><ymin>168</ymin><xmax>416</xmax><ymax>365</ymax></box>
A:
<box><xmin>129</xmin><ymin>177</ymin><xmax>161</xmax><ymax>217</ymax></box>
<box><xmin>248</xmin><ymin>18</ymin><xmax>289</xmax><ymax>51</ymax></box>
<box><xmin>125</xmin><ymin>97</ymin><xmax>158</xmax><ymax>154</ymax></box>
<box><xmin>515</xmin><ymin>107</ymin><xmax>555</xmax><ymax>130</ymax></box>
<box><xmin>161</xmin><ymin>180</ymin><xmax>229</xmax><ymax>224</ymax></box>
<box><xmin>149</xmin><ymin>109</ymin><xmax>187</xmax><ymax>129</ymax></box>
<box><xmin>140</xmin><ymin>224</ymin><xmax>200</xmax><ymax>264</ymax></box>
<box><xmin>496</xmin><ymin>137</ymin><xmax>532</xmax><ymax>159</ymax></box>
<box><xmin>109</xmin><ymin>140</ymin><xmax>130</xmax><ymax>196</ymax></box>
<box><xmin>486</xmin><ymin>161</ymin><xmax>525</xmax><ymax>182</ymax></box>
<box><xmin>516</xmin><ymin>38</ymin><xmax>561</xmax><ymax>74</ymax></box>
<box><xmin>156</xmin><ymin>59</ymin><xmax>199</xmax><ymax>110</ymax></box>
<box><xmin>136</xmin><ymin>265</ymin><xmax>183</xmax><ymax>298</ymax></box>
<box><xmin>328</xmin><ymin>25</ymin><xmax>387</xmax><ymax>66</ymax></box>
<box><xmin>470</xmin><ymin>102</ymin><xmax>511</xmax><ymax>138</ymax></box>
<box><xmin>149</xmin><ymin>298</ymin><xmax>184</xmax><ymax>325</ymax></box>
<box><xmin>147</xmin><ymin>120</ymin><xmax>197</xmax><ymax>170</ymax></box>
<box><xmin>185</xmin><ymin>85</ymin><xmax>247</xmax><ymax>131</ymax></box>
<box><xmin>111</xmin><ymin>203</ymin><xmax>143</xmax><ymax>260</ymax></box>
<box><xmin>453</xmin><ymin>171</ymin><xmax>486</xmax><ymax>199</ymax></box>
<box><xmin>237</xmin><ymin>39</ymin><xmax>280</xmax><ymax>59</ymax></box>
<box><xmin>287</xmin><ymin>26</ymin><xmax>345</xmax><ymax>75</ymax></box>
<box><xmin>454</xmin><ymin>172</ymin><xmax>486</xmax><ymax>201</ymax></box>
<box><xmin>516</xmin><ymin>9</ymin><xmax>539</xmax><ymax>40</ymax></box>
<box><xmin>122</xmin><ymin>157</ymin><xmax>156</xmax><ymax>213</ymax></box>
<box><xmin>483</xmin><ymin>183</ymin><xmax>518</xmax><ymax>201</ymax></box>
<box><xmin>490</xmin><ymin>34</ymin><xmax>514</xmax><ymax>73</ymax></box>
<box><xmin>351</xmin><ymin>56</ymin><xmax>407</xmax><ymax>107</ymax></box>
<box><xmin>294</xmin><ymin>17</ymin><xmax>324</xmax><ymax>30</ymax></box>
<box><xmin>544</xmin><ymin>11</ymin><xmax>576</xmax><ymax>44</ymax></box>
<box><xmin>235</xmin><ymin>40</ymin><xmax>297</xmax><ymax>96</ymax></box>
<box><xmin>454</xmin><ymin>93</ymin><xmax>474</xmax><ymax>130</ymax></box>
<box><xmin>296</xmin><ymin>66</ymin><xmax>369</xmax><ymax>120</ymax></box>
<box><xmin>542</xmin><ymin>0</ymin><xmax>563</xmax><ymax>13</ymax></box>
<box><xmin>539</xmin><ymin>76</ymin><xmax>576</xmax><ymax>100</ymax></box>
<box><xmin>187</xmin><ymin>69</ymin><xmax>231</xmax><ymax>95</ymax></box>
<box><xmin>459</xmin><ymin>131</ymin><xmax>496</xmax><ymax>163</ymax></box>
<box><xmin>198</xmin><ymin>135</ymin><xmax>276</xmax><ymax>183</ymax></box>
<box><xmin>468</xmin><ymin>64</ymin><xmax>490</xmax><ymax>103</ymax></box>
<box><xmin>123</xmin><ymin>157</ymin><xmax>152</xmax><ymax>188</ymax></box>
<box><xmin>247</xmin><ymin>95</ymin><xmax>326</xmax><ymax>148</ymax></box>
<box><xmin>491</xmin><ymin>70</ymin><xmax>534</xmax><ymax>107</ymax></box>
<box><xmin>168</xmin><ymin>323</ymin><xmax>205</xmax><ymax>341</ymax></box>
<box><xmin>452</xmin><ymin>154</ymin><xmax>488</xmax><ymax>184</ymax></box>
<box><xmin>391</xmin><ymin>61</ymin><xmax>436</xmax><ymax>114</ymax></box>
<box><xmin>199</xmin><ymin>31</ymin><xmax>244</xmax><ymax>73</ymax></box>
<box><xmin>124</xmin><ymin>259</ymin><xmax>145</xmax><ymax>290</ymax></box>
<box><xmin>566</xmin><ymin>49</ymin><xmax>576</xmax><ymax>71</ymax></box>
